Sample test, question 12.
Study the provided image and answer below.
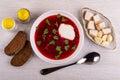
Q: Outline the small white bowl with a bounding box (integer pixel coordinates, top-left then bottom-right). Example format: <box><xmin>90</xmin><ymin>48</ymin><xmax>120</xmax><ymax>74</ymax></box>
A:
<box><xmin>30</xmin><ymin>10</ymin><xmax>84</xmax><ymax>64</ymax></box>
<box><xmin>1</xmin><ymin>18</ymin><xmax>16</xmax><ymax>31</ymax></box>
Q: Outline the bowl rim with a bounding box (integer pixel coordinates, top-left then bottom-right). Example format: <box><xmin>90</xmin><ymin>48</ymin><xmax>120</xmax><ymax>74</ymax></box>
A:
<box><xmin>30</xmin><ymin>10</ymin><xmax>84</xmax><ymax>64</ymax></box>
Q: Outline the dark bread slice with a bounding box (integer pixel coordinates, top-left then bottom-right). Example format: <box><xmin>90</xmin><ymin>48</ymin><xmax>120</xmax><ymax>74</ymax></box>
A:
<box><xmin>4</xmin><ymin>31</ymin><xmax>26</xmax><ymax>56</ymax></box>
<box><xmin>10</xmin><ymin>40</ymin><xmax>32</xmax><ymax>67</ymax></box>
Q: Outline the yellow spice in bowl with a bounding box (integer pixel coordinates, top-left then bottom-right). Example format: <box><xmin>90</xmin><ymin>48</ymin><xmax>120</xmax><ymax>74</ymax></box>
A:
<box><xmin>17</xmin><ymin>8</ymin><xmax>30</xmax><ymax>22</ymax></box>
<box><xmin>2</xmin><ymin>18</ymin><xmax>15</xmax><ymax>30</ymax></box>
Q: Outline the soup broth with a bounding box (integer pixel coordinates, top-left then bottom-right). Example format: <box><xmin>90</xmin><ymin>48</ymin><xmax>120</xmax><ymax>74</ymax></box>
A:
<box><xmin>35</xmin><ymin>14</ymin><xmax>80</xmax><ymax>60</ymax></box>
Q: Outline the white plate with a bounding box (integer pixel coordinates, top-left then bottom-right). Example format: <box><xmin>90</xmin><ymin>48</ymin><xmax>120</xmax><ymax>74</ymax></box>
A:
<box><xmin>30</xmin><ymin>10</ymin><xmax>84</xmax><ymax>64</ymax></box>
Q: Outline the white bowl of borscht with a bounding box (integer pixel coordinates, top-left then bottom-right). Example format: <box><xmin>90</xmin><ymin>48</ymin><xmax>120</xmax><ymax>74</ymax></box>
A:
<box><xmin>30</xmin><ymin>10</ymin><xmax>84</xmax><ymax>64</ymax></box>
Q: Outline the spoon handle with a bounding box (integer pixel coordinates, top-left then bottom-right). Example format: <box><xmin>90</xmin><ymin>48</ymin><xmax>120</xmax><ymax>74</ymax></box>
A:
<box><xmin>40</xmin><ymin>62</ymin><xmax>76</xmax><ymax>75</ymax></box>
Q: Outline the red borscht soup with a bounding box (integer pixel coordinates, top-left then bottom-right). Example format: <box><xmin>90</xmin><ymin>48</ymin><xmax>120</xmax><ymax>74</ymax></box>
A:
<box><xmin>35</xmin><ymin>14</ymin><xmax>80</xmax><ymax>60</ymax></box>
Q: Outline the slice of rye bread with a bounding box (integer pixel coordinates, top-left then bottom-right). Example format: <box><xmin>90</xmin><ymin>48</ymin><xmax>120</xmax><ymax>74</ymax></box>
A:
<box><xmin>11</xmin><ymin>40</ymin><xmax>32</xmax><ymax>67</ymax></box>
<box><xmin>4</xmin><ymin>31</ymin><xmax>26</xmax><ymax>56</ymax></box>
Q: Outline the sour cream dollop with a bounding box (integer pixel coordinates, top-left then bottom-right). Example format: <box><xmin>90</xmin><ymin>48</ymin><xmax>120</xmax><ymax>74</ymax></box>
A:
<box><xmin>58</xmin><ymin>23</ymin><xmax>75</xmax><ymax>40</ymax></box>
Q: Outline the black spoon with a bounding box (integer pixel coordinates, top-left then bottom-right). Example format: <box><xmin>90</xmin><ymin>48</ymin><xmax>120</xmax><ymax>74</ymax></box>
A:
<box><xmin>40</xmin><ymin>52</ymin><xmax>100</xmax><ymax>75</ymax></box>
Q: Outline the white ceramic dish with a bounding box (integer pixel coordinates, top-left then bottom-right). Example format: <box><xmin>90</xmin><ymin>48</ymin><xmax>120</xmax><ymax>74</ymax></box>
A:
<box><xmin>81</xmin><ymin>8</ymin><xmax>116</xmax><ymax>50</ymax></box>
<box><xmin>30</xmin><ymin>10</ymin><xmax>84</xmax><ymax>64</ymax></box>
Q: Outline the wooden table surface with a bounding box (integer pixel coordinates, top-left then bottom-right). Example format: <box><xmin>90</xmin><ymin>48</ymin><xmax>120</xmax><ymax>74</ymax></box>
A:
<box><xmin>0</xmin><ymin>0</ymin><xmax>120</xmax><ymax>80</ymax></box>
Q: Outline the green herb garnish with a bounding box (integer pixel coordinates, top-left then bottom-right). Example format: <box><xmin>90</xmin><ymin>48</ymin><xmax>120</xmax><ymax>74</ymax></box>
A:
<box><xmin>57</xmin><ymin>14</ymin><xmax>61</xmax><ymax>18</ymax></box>
<box><xmin>56</xmin><ymin>46</ymin><xmax>61</xmax><ymax>51</ymax></box>
<box><xmin>64</xmin><ymin>45</ymin><xmax>70</xmax><ymax>51</ymax></box>
<box><xmin>36</xmin><ymin>26</ymin><xmax>39</xmax><ymax>30</ymax></box>
<box><xmin>53</xmin><ymin>36</ymin><xmax>59</xmax><ymax>40</ymax></box>
<box><xmin>72</xmin><ymin>45</ymin><xmax>76</xmax><ymax>50</ymax></box>
<box><xmin>52</xmin><ymin>29</ymin><xmax>57</xmax><ymax>34</ymax></box>
<box><xmin>44</xmin><ymin>28</ymin><xmax>49</xmax><ymax>34</ymax></box>
<box><xmin>36</xmin><ymin>40</ymin><xmax>41</xmax><ymax>45</ymax></box>
<box><xmin>55</xmin><ymin>54</ymin><xmax>60</xmax><ymax>59</ymax></box>
<box><xmin>55</xmin><ymin>22</ymin><xmax>58</xmax><ymax>27</ymax></box>
<box><xmin>59</xmin><ymin>51</ymin><xmax>63</xmax><ymax>55</ymax></box>
<box><xmin>46</xmin><ymin>19</ymin><xmax>51</xmax><ymax>25</ymax></box>
<box><xmin>42</xmin><ymin>35</ymin><xmax>46</xmax><ymax>40</ymax></box>
<box><xmin>55</xmin><ymin>51</ymin><xmax>63</xmax><ymax>59</ymax></box>
<box><xmin>62</xmin><ymin>17</ymin><xmax>67</xmax><ymax>22</ymax></box>
<box><xmin>64</xmin><ymin>40</ymin><xmax>69</xmax><ymax>44</ymax></box>
<box><xmin>49</xmin><ymin>40</ymin><xmax>55</xmax><ymax>45</ymax></box>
